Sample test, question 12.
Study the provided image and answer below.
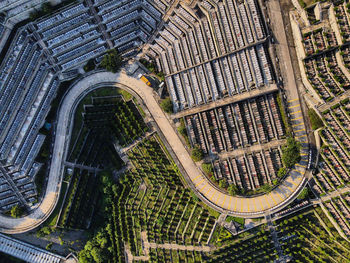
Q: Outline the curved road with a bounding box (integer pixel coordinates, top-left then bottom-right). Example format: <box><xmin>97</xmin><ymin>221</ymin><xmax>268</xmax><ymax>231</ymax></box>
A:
<box><xmin>0</xmin><ymin>71</ymin><xmax>308</xmax><ymax>233</ymax></box>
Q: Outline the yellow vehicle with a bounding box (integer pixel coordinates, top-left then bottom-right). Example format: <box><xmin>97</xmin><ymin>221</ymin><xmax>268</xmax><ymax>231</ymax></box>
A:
<box><xmin>140</xmin><ymin>75</ymin><xmax>151</xmax><ymax>86</ymax></box>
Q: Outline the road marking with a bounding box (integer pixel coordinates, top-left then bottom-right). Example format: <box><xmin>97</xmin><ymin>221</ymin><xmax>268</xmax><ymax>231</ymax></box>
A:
<box><xmin>289</xmin><ymin>104</ymin><xmax>300</xmax><ymax>109</ymax></box>
<box><xmin>296</xmin><ymin>134</ymin><xmax>307</xmax><ymax>138</ymax></box>
<box><xmin>294</xmin><ymin>128</ymin><xmax>305</xmax><ymax>133</ymax></box>
<box><xmin>259</xmin><ymin>197</ymin><xmax>265</xmax><ymax>210</ymax></box>
<box><xmin>199</xmin><ymin>182</ymin><xmax>208</xmax><ymax>193</ymax></box>
<box><xmin>270</xmin><ymin>193</ymin><xmax>278</xmax><ymax>205</ymax></box>
<box><xmin>290</xmin><ymin>110</ymin><xmax>301</xmax><ymax>115</ymax></box>
<box><xmin>288</xmin><ymin>98</ymin><xmax>299</xmax><ymax>103</ymax></box>
<box><xmin>292</xmin><ymin>122</ymin><xmax>304</xmax><ymax>127</ymax></box>
<box><xmin>193</xmin><ymin>174</ymin><xmax>202</xmax><ymax>182</ymax></box>
<box><xmin>292</xmin><ymin>169</ymin><xmax>302</xmax><ymax>174</ymax></box>
<box><xmin>240</xmin><ymin>197</ymin><xmax>244</xmax><ymax>212</ymax></box>
<box><xmin>222</xmin><ymin>194</ymin><xmax>227</xmax><ymax>208</ymax></box>
<box><xmin>291</xmin><ymin>116</ymin><xmax>303</xmax><ymax>121</ymax></box>
<box><xmin>300</xmin><ymin>153</ymin><xmax>308</xmax><ymax>156</ymax></box>
<box><xmin>228</xmin><ymin>196</ymin><xmax>233</xmax><ymax>211</ymax></box>
<box><xmin>204</xmin><ymin>187</ymin><xmax>212</xmax><ymax>198</ymax></box>
<box><xmin>296</xmin><ymin>163</ymin><xmax>306</xmax><ymax>168</ymax></box>
<box><xmin>252</xmin><ymin>198</ymin><xmax>257</xmax><ymax>212</ymax></box>
<box><xmin>265</xmin><ymin>195</ymin><xmax>272</xmax><ymax>209</ymax></box>
<box><xmin>195</xmin><ymin>177</ymin><xmax>205</xmax><ymax>187</ymax></box>
<box><xmin>208</xmin><ymin>189</ymin><xmax>216</xmax><ymax>203</ymax></box>
<box><xmin>276</xmin><ymin>191</ymin><xmax>284</xmax><ymax>201</ymax></box>
<box><xmin>234</xmin><ymin>196</ymin><xmax>238</xmax><ymax>211</ymax></box>
<box><xmin>246</xmin><ymin>199</ymin><xmax>250</xmax><ymax>212</ymax></box>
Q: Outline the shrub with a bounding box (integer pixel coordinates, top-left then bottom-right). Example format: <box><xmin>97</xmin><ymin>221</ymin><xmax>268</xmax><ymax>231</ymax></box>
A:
<box><xmin>191</xmin><ymin>146</ymin><xmax>203</xmax><ymax>162</ymax></box>
<box><xmin>278</xmin><ymin>167</ymin><xmax>287</xmax><ymax>178</ymax></box>
<box><xmin>10</xmin><ymin>205</ymin><xmax>23</xmax><ymax>218</ymax></box>
<box><xmin>219</xmin><ymin>179</ymin><xmax>228</xmax><ymax>189</ymax></box>
<box><xmin>202</xmin><ymin>162</ymin><xmax>213</xmax><ymax>175</ymax></box>
<box><xmin>160</xmin><ymin>97</ymin><xmax>173</xmax><ymax>113</ymax></box>
<box><xmin>228</xmin><ymin>184</ymin><xmax>238</xmax><ymax>196</ymax></box>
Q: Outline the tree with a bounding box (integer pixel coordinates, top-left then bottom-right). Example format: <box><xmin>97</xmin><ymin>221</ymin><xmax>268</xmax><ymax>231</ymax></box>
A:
<box><xmin>160</xmin><ymin>97</ymin><xmax>173</xmax><ymax>113</ymax></box>
<box><xmin>10</xmin><ymin>205</ymin><xmax>23</xmax><ymax>218</ymax></box>
<box><xmin>191</xmin><ymin>146</ymin><xmax>204</xmax><ymax>162</ymax></box>
<box><xmin>277</xmin><ymin>167</ymin><xmax>287</xmax><ymax>178</ymax></box>
<box><xmin>228</xmin><ymin>184</ymin><xmax>238</xmax><ymax>196</ymax></box>
<box><xmin>297</xmin><ymin>187</ymin><xmax>309</xmax><ymax>200</ymax></box>
<box><xmin>100</xmin><ymin>49</ymin><xmax>123</xmax><ymax>73</ymax></box>
<box><xmin>202</xmin><ymin>162</ymin><xmax>213</xmax><ymax>175</ymax></box>
<box><xmin>308</xmin><ymin>108</ymin><xmax>323</xmax><ymax>130</ymax></box>
<box><xmin>219</xmin><ymin>179</ymin><xmax>228</xmax><ymax>189</ymax></box>
<box><xmin>84</xmin><ymin>59</ymin><xmax>95</xmax><ymax>72</ymax></box>
<box><xmin>282</xmin><ymin>137</ymin><xmax>301</xmax><ymax>168</ymax></box>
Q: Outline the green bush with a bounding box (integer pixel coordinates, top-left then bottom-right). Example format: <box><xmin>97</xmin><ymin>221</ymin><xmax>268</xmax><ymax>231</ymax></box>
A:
<box><xmin>10</xmin><ymin>205</ymin><xmax>23</xmax><ymax>218</ymax></box>
<box><xmin>191</xmin><ymin>146</ymin><xmax>204</xmax><ymax>162</ymax></box>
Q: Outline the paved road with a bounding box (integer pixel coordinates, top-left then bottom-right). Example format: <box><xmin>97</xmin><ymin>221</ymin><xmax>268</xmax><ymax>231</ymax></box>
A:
<box><xmin>0</xmin><ymin>66</ymin><xmax>309</xmax><ymax>233</ymax></box>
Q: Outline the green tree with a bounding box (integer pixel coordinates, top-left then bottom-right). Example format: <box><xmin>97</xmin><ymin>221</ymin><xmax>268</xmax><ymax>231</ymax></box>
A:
<box><xmin>228</xmin><ymin>184</ymin><xmax>238</xmax><ymax>196</ymax></box>
<box><xmin>282</xmin><ymin>137</ymin><xmax>301</xmax><ymax>168</ymax></box>
<box><xmin>191</xmin><ymin>146</ymin><xmax>204</xmax><ymax>162</ymax></box>
<box><xmin>10</xmin><ymin>205</ymin><xmax>23</xmax><ymax>218</ymax></box>
<box><xmin>160</xmin><ymin>97</ymin><xmax>173</xmax><ymax>113</ymax></box>
<box><xmin>297</xmin><ymin>187</ymin><xmax>309</xmax><ymax>200</ymax></box>
<box><xmin>84</xmin><ymin>59</ymin><xmax>95</xmax><ymax>72</ymax></box>
<box><xmin>202</xmin><ymin>162</ymin><xmax>213</xmax><ymax>175</ymax></box>
<box><xmin>100</xmin><ymin>49</ymin><xmax>123</xmax><ymax>73</ymax></box>
<box><xmin>219</xmin><ymin>179</ymin><xmax>228</xmax><ymax>189</ymax></box>
<box><xmin>277</xmin><ymin>167</ymin><xmax>287</xmax><ymax>178</ymax></box>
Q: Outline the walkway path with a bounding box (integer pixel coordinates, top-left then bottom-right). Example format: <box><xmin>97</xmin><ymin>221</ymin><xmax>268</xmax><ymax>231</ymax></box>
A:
<box><xmin>172</xmin><ymin>84</ymin><xmax>278</xmax><ymax>118</ymax></box>
<box><xmin>0</xmin><ymin>70</ymin><xmax>308</xmax><ymax>233</ymax></box>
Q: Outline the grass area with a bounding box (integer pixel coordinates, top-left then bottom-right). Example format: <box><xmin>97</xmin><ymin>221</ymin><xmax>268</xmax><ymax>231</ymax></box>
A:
<box><xmin>226</xmin><ymin>216</ymin><xmax>245</xmax><ymax>226</ymax></box>
<box><xmin>308</xmin><ymin>108</ymin><xmax>324</xmax><ymax>130</ymax></box>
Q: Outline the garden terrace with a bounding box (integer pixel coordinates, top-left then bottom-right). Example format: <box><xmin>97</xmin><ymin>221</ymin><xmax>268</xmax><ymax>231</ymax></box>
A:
<box><xmin>276</xmin><ymin>207</ymin><xmax>350</xmax><ymax>262</ymax></box>
<box><xmin>56</xmin><ymin>169</ymin><xmax>100</xmax><ymax>229</ymax></box>
<box><xmin>126</xmin><ymin>136</ymin><xmax>217</xmax><ymax>247</ymax></box>
<box><xmin>68</xmin><ymin>90</ymin><xmax>147</xmax><ymax>168</ymax></box>
<box><xmin>325</xmin><ymin>52</ymin><xmax>350</xmax><ymax>90</ymax></box>
<box><xmin>212</xmin><ymin>147</ymin><xmax>283</xmax><ymax>195</ymax></box>
<box><xmin>204</xmin><ymin>224</ymin><xmax>276</xmax><ymax>263</ymax></box>
<box><xmin>184</xmin><ymin>93</ymin><xmax>285</xmax><ymax>155</ymax></box>
<box><xmin>149</xmin><ymin>248</ymin><xmax>204</xmax><ymax>263</ymax></box>
<box><xmin>79</xmin><ymin>135</ymin><xmax>220</xmax><ymax>262</ymax></box>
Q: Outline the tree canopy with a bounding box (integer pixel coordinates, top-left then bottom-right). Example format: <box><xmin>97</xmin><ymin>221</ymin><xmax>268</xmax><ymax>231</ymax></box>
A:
<box><xmin>160</xmin><ymin>97</ymin><xmax>173</xmax><ymax>113</ymax></box>
<box><xmin>10</xmin><ymin>205</ymin><xmax>23</xmax><ymax>218</ymax></box>
<box><xmin>191</xmin><ymin>146</ymin><xmax>204</xmax><ymax>162</ymax></box>
<box><xmin>202</xmin><ymin>162</ymin><xmax>213</xmax><ymax>175</ymax></box>
<box><xmin>282</xmin><ymin>137</ymin><xmax>301</xmax><ymax>168</ymax></box>
<box><xmin>100</xmin><ymin>49</ymin><xmax>123</xmax><ymax>73</ymax></box>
